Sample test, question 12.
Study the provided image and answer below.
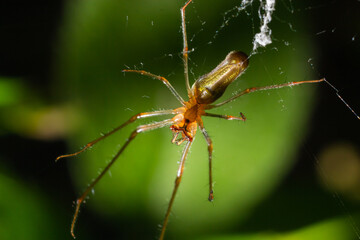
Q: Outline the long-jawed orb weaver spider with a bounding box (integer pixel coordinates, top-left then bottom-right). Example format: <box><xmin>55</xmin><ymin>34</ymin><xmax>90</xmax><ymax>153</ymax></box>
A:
<box><xmin>56</xmin><ymin>0</ymin><xmax>359</xmax><ymax>239</ymax></box>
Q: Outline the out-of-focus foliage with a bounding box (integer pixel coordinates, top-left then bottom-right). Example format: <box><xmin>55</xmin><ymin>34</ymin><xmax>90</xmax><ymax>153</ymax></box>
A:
<box><xmin>0</xmin><ymin>171</ymin><xmax>65</xmax><ymax>240</ymax></box>
<box><xmin>0</xmin><ymin>78</ymin><xmax>23</xmax><ymax>107</ymax></box>
<box><xmin>195</xmin><ymin>216</ymin><xmax>354</xmax><ymax>240</ymax></box>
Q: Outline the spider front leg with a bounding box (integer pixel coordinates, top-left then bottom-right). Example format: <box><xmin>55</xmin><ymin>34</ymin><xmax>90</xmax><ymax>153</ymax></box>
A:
<box><xmin>56</xmin><ymin>109</ymin><xmax>179</xmax><ymax>162</ymax></box>
<box><xmin>69</xmin><ymin>118</ymin><xmax>176</xmax><ymax>238</ymax></box>
<box><xmin>159</xmin><ymin>140</ymin><xmax>193</xmax><ymax>240</ymax></box>
<box><xmin>56</xmin><ymin>109</ymin><xmax>179</xmax><ymax>238</ymax></box>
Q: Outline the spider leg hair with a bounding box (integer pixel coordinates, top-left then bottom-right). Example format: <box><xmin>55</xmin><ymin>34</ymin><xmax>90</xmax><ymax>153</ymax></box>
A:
<box><xmin>122</xmin><ymin>69</ymin><xmax>186</xmax><ymax>106</ymax></box>
<box><xmin>70</xmin><ymin>118</ymin><xmax>176</xmax><ymax>239</ymax></box>
<box><xmin>207</xmin><ymin>79</ymin><xmax>325</xmax><ymax>109</ymax></box>
<box><xmin>159</xmin><ymin>140</ymin><xmax>192</xmax><ymax>240</ymax></box>
<box><xmin>56</xmin><ymin>109</ymin><xmax>179</xmax><ymax>162</ymax></box>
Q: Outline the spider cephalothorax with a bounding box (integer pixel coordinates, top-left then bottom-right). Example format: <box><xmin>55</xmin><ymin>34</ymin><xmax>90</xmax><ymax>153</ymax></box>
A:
<box><xmin>170</xmin><ymin>51</ymin><xmax>249</xmax><ymax>145</ymax></box>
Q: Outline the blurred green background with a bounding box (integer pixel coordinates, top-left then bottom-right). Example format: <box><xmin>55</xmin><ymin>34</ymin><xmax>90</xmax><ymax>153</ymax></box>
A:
<box><xmin>1</xmin><ymin>0</ymin><xmax>360</xmax><ymax>239</ymax></box>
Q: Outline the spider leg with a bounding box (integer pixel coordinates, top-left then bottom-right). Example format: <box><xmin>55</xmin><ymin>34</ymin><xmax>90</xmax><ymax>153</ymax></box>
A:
<box><xmin>122</xmin><ymin>69</ymin><xmax>185</xmax><ymax>106</ymax></box>
<box><xmin>70</xmin><ymin>118</ymin><xmax>176</xmax><ymax>239</ymax></box>
<box><xmin>198</xmin><ymin>119</ymin><xmax>214</xmax><ymax>201</ymax></box>
<box><xmin>207</xmin><ymin>78</ymin><xmax>325</xmax><ymax>109</ymax></box>
<box><xmin>159</xmin><ymin>140</ymin><xmax>193</xmax><ymax>240</ymax></box>
<box><xmin>204</xmin><ymin>112</ymin><xmax>246</xmax><ymax>122</ymax></box>
<box><xmin>181</xmin><ymin>0</ymin><xmax>193</xmax><ymax>96</ymax></box>
<box><xmin>199</xmin><ymin>112</ymin><xmax>247</xmax><ymax>199</ymax></box>
<box><xmin>56</xmin><ymin>109</ymin><xmax>179</xmax><ymax>162</ymax></box>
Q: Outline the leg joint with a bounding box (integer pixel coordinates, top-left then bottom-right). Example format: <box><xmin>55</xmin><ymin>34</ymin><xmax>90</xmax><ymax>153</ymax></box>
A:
<box><xmin>175</xmin><ymin>176</ymin><xmax>182</xmax><ymax>186</ymax></box>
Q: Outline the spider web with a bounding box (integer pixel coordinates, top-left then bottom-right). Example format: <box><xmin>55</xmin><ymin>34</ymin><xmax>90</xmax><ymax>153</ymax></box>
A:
<box><xmin>154</xmin><ymin>0</ymin><xmax>360</xmax><ymax>237</ymax></box>
<box><xmin>214</xmin><ymin>0</ymin><xmax>276</xmax><ymax>52</ymax></box>
<box><xmin>198</xmin><ymin>0</ymin><xmax>360</xmax><ymax>238</ymax></box>
<box><xmin>59</xmin><ymin>0</ymin><xmax>360</xmax><ymax>239</ymax></box>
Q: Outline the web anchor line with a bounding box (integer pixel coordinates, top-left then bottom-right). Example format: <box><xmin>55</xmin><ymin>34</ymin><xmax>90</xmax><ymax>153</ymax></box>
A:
<box><xmin>323</xmin><ymin>78</ymin><xmax>360</xmax><ymax>120</ymax></box>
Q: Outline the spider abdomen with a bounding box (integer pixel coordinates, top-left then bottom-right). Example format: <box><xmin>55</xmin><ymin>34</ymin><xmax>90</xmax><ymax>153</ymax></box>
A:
<box><xmin>192</xmin><ymin>51</ymin><xmax>249</xmax><ymax>104</ymax></box>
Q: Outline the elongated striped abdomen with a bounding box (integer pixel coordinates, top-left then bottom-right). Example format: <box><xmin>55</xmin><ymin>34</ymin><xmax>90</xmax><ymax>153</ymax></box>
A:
<box><xmin>192</xmin><ymin>51</ymin><xmax>249</xmax><ymax>104</ymax></box>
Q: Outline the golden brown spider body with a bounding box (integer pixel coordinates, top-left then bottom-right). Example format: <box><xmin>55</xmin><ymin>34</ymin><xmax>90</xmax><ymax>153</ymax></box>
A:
<box><xmin>56</xmin><ymin>1</ymin><xmax>327</xmax><ymax>240</ymax></box>
<box><xmin>171</xmin><ymin>51</ymin><xmax>249</xmax><ymax>144</ymax></box>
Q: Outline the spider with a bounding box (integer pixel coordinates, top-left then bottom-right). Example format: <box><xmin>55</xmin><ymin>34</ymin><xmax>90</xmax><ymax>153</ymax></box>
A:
<box><xmin>56</xmin><ymin>0</ymin><xmax>336</xmax><ymax>239</ymax></box>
